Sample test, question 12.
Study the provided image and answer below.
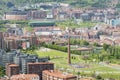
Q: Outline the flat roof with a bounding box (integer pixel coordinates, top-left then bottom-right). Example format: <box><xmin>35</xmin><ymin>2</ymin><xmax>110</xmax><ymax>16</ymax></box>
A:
<box><xmin>27</xmin><ymin>62</ymin><xmax>54</xmax><ymax>65</ymax></box>
<box><xmin>9</xmin><ymin>64</ymin><xmax>19</xmax><ymax>67</ymax></box>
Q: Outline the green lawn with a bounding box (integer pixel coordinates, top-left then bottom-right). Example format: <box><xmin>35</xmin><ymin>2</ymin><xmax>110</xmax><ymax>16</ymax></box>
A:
<box><xmin>36</xmin><ymin>48</ymin><xmax>119</xmax><ymax>73</ymax></box>
<box><xmin>79</xmin><ymin>21</ymin><xmax>97</xmax><ymax>28</ymax></box>
<box><xmin>30</xmin><ymin>48</ymin><xmax>120</xmax><ymax>79</ymax></box>
<box><xmin>56</xmin><ymin>20</ymin><xmax>98</xmax><ymax>29</ymax></box>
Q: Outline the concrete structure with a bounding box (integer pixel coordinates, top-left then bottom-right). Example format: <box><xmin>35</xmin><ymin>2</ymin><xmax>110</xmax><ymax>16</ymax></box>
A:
<box><xmin>42</xmin><ymin>70</ymin><xmax>77</xmax><ymax>80</ymax></box>
<box><xmin>28</xmin><ymin>10</ymin><xmax>47</xmax><ymax>20</ymax></box>
<box><xmin>6</xmin><ymin>63</ymin><xmax>19</xmax><ymax>78</ymax></box>
<box><xmin>7</xmin><ymin>28</ymin><xmax>23</xmax><ymax>36</ymax></box>
<box><xmin>2</xmin><ymin>52</ymin><xmax>17</xmax><ymax>66</ymax></box>
<box><xmin>22</xmin><ymin>35</ymin><xmax>38</xmax><ymax>46</ymax></box>
<box><xmin>14</xmin><ymin>53</ymin><xmax>48</xmax><ymax>74</ymax></box>
<box><xmin>0</xmin><ymin>32</ymin><xmax>5</xmax><ymax>49</ymax></box>
<box><xmin>28</xmin><ymin>21</ymin><xmax>55</xmax><ymax>27</ymax></box>
<box><xmin>27</xmin><ymin>62</ymin><xmax>54</xmax><ymax>80</ymax></box>
<box><xmin>10</xmin><ymin>74</ymin><xmax>39</xmax><ymax>80</ymax></box>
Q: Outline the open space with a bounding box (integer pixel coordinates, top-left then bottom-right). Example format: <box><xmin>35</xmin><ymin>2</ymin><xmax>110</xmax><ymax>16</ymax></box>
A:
<box><xmin>35</xmin><ymin>48</ymin><xmax>120</xmax><ymax>79</ymax></box>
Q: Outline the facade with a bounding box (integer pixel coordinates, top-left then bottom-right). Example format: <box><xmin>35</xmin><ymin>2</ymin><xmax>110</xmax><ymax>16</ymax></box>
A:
<box><xmin>14</xmin><ymin>53</ymin><xmax>48</xmax><ymax>74</ymax></box>
<box><xmin>42</xmin><ymin>70</ymin><xmax>77</xmax><ymax>80</ymax></box>
<box><xmin>21</xmin><ymin>56</ymin><xmax>37</xmax><ymax>74</ymax></box>
<box><xmin>2</xmin><ymin>52</ymin><xmax>16</xmax><ymax>66</ymax></box>
<box><xmin>0</xmin><ymin>50</ymin><xmax>6</xmax><ymax>66</ymax></box>
<box><xmin>22</xmin><ymin>36</ymin><xmax>38</xmax><ymax>46</ymax></box>
<box><xmin>5</xmin><ymin>11</ymin><xmax>27</xmax><ymax>20</ymax></box>
<box><xmin>3</xmin><ymin>33</ymin><xmax>38</xmax><ymax>50</ymax></box>
<box><xmin>0</xmin><ymin>32</ymin><xmax>5</xmax><ymax>49</ymax></box>
<box><xmin>27</xmin><ymin>62</ymin><xmax>54</xmax><ymax>80</ymax></box>
<box><xmin>10</xmin><ymin>74</ymin><xmax>39</xmax><ymax>80</ymax></box>
<box><xmin>6</xmin><ymin>63</ymin><xmax>19</xmax><ymax>78</ymax></box>
<box><xmin>29</xmin><ymin>10</ymin><xmax>47</xmax><ymax>20</ymax></box>
<box><xmin>4</xmin><ymin>39</ymin><xmax>18</xmax><ymax>50</ymax></box>
<box><xmin>7</xmin><ymin>28</ymin><xmax>23</xmax><ymax>36</ymax></box>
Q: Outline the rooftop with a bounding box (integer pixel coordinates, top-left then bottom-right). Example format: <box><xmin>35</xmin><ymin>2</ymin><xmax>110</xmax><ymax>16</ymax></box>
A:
<box><xmin>43</xmin><ymin>70</ymin><xmax>77</xmax><ymax>79</ymax></box>
<box><xmin>8</xmin><ymin>64</ymin><xmax>19</xmax><ymax>67</ymax></box>
<box><xmin>10</xmin><ymin>74</ymin><xmax>39</xmax><ymax>80</ymax></box>
<box><xmin>27</xmin><ymin>62</ymin><xmax>54</xmax><ymax>65</ymax></box>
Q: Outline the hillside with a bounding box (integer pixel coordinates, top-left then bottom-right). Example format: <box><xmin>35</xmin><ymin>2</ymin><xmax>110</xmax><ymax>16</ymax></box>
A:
<box><xmin>0</xmin><ymin>0</ymin><xmax>120</xmax><ymax>13</ymax></box>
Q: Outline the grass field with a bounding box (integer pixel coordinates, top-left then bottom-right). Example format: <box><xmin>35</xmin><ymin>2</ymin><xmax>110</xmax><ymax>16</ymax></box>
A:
<box><xmin>36</xmin><ymin>48</ymin><xmax>118</xmax><ymax>71</ymax></box>
<box><xmin>34</xmin><ymin>48</ymin><xmax>120</xmax><ymax>79</ymax></box>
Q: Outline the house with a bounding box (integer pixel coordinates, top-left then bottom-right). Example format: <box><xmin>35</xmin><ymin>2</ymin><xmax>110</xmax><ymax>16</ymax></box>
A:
<box><xmin>80</xmin><ymin>13</ymin><xmax>91</xmax><ymax>21</ymax></box>
<box><xmin>91</xmin><ymin>13</ymin><xmax>105</xmax><ymax>22</ymax></box>
<box><xmin>28</xmin><ymin>10</ymin><xmax>47</xmax><ymax>20</ymax></box>
<box><xmin>42</xmin><ymin>70</ymin><xmax>77</xmax><ymax>80</ymax></box>
<box><xmin>10</xmin><ymin>74</ymin><xmax>39</xmax><ymax>80</ymax></box>
<box><xmin>5</xmin><ymin>10</ymin><xmax>27</xmax><ymax>20</ymax></box>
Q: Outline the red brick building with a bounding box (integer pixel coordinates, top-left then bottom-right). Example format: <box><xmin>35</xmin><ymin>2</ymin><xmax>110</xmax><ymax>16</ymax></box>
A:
<box><xmin>5</xmin><ymin>11</ymin><xmax>27</xmax><ymax>20</ymax></box>
<box><xmin>30</xmin><ymin>10</ymin><xmax>47</xmax><ymax>20</ymax></box>
<box><xmin>22</xmin><ymin>35</ymin><xmax>38</xmax><ymax>46</ymax></box>
<box><xmin>10</xmin><ymin>74</ymin><xmax>39</xmax><ymax>80</ymax></box>
<box><xmin>42</xmin><ymin>70</ymin><xmax>77</xmax><ymax>80</ymax></box>
<box><xmin>27</xmin><ymin>62</ymin><xmax>54</xmax><ymax>80</ymax></box>
<box><xmin>6</xmin><ymin>63</ymin><xmax>19</xmax><ymax>78</ymax></box>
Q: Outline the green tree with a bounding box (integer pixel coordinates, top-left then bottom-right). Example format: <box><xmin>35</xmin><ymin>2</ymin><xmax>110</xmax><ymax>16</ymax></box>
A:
<box><xmin>93</xmin><ymin>42</ymin><xmax>100</xmax><ymax>47</ymax></box>
<box><xmin>103</xmin><ymin>43</ymin><xmax>110</xmax><ymax>51</ymax></box>
<box><xmin>81</xmin><ymin>40</ymin><xmax>89</xmax><ymax>46</ymax></box>
<box><xmin>0</xmin><ymin>66</ymin><xmax>5</xmax><ymax>77</ymax></box>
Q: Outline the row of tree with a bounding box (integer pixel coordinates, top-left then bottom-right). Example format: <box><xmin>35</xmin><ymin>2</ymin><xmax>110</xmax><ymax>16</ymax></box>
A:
<box><xmin>41</xmin><ymin>43</ymin><xmax>81</xmax><ymax>55</ymax></box>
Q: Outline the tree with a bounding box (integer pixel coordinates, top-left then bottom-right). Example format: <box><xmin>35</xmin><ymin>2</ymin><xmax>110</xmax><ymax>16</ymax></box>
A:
<box><xmin>77</xmin><ymin>71</ymin><xmax>80</xmax><ymax>80</ymax></box>
<box><xmin>103</xmin><ymin>43</ymin><xmax>110</xmax><ymax>51</ymax></box>
<box><xmin>93</xmin><ymin>42</ymin><xmax>100</xmax><ymax>47</ymax></box>
<box><xmin>7</xmin><ymin>2</ymin><xmax>14</xmax><ymax>8</ymax></box>
<box><xmin>81</xmin><ymin>40</ymin><xmax>89</xmax><ymax>46</ymax></box>
<box><xmin>0</xmin><ymin>66</ymin><xmax>5</xmax><ymax>77</ymax></box>
<box><xmin>96</xmin><ymin>75</ymin><xmax>103</xmax><ymax>80</ymax></box>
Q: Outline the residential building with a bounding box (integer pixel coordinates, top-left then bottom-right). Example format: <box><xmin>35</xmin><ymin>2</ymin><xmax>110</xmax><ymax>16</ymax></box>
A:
<box><xmin>7</xmin><ymin>28</ymin><xmax>23</xmax><ymax>36</ymax></box>
<box><xmin>2</xmin><ymin>52</ymin><xmax>17</xmax><ymax>66</ymax></box>
<box><xmin>0</xmin><ymin>32</ymin><xmax>5</xmax><ymax>49</ymax></box>
<box><xmin>27</xmin><ymin>9</ymin><xmax>48</xmax><ymax>20</ymax></box>
<box><xmin>0</xmin><ymin>50</ymin><xmax>5</xmax><ymax>66</ymax></box>
<box><xmin>42</xmin><ymin>70</ymin><xmax>77</xmax><ymax>80</ymax></box>
<box><xmin>22</xmin><ymin>35</ymin><xmax>38</xmax><ymax>46</ymax></box>
<box><xmin>14</xmin><ymin>53</ymin><xmax>48</xmax><ymax>74</ymax></box>
<box><xmin>5</xmin><ymin>11</ymin><xmax>27</xmax><ymax>20</ymax></box>
<box><xmin>27</xmin><ymin>62</ymin><xmax>54</xmax><ymax>80</ymax></box>
<box><xmin>10</xmin><ymin>74</ymin><xmax>39</xmax><ymax>80</ymax></box>
<box><xmin>6</xmin><ymin>63</ymin><xmax>19</xmax><ymax>78</ymax></box>
<box><xmin>91</xmin><ymin>13</ymin><xmax>105</xmax><ymax>22</ymax></box>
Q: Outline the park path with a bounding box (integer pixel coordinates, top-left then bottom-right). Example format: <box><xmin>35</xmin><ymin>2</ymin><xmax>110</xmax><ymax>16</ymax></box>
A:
<box><xmin>99</xmin><ymin>62</ymin><xmax>120</xmax><ymax>70</ymax></box>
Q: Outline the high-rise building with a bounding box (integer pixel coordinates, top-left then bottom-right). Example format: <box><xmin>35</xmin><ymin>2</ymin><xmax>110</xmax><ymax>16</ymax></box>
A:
<box><xmin>0</xmin><ymin>32</ymin><xmax>5</xmax><ymax>49</ymax></box>
<box><xmin>2</xmin><ymin>52</ymin><xmax>16</xmax><ymax>66</ymax></box>
<box><xmin>21</xmin><ymin>56</ymin><xmax>37</xmax><ymax>74</ymax></box>
<box><xmin>14</xmin><ymin>53</ymin><xmax>48</xmax><ymax>74</ymax></box>
<box><xmin>27</xmin><ymin>62</ymin><xmax>54</xmax><ymax>80</ymax></box>
<box><xmin>6</xmin><ymin>63</ymin><xmax>19</xmax><ymax>78</ymax></box>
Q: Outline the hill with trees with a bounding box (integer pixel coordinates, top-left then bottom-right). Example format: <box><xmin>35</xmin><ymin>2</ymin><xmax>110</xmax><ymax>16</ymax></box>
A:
<box><xmin>0</xmin><ymin>0</ymin><xmax>119</xmax><ymax>8</ymax></box>
<box><xmin>0</xmin><ymin>0</ymin><xmax>120</xmax><ymax>14</ymax></box>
